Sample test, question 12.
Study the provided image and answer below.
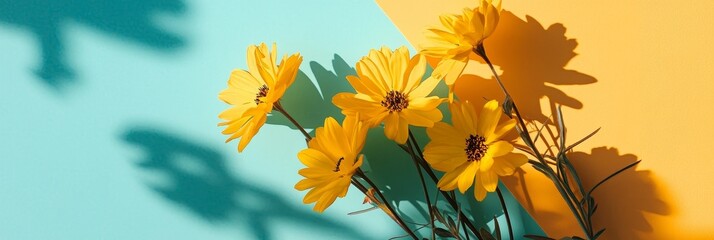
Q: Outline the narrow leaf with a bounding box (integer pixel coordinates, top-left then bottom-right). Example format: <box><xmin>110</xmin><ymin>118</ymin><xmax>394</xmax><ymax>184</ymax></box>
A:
<box><xmin>588</xmin><ymin>160</ymin><xmax>641</xmax><ymax>196</ymax></box>
<box><xmin>563</xmin><ymin>127</ymin><xmax>601</xmax><ymax>152</ymax></box>
<box><xmin>447</xmin><ymin>216</ymin><xmax>457</xmax><ymax>233</ymax></box>
<box><xmin>593</xmin><ymin>229</ymin><xmax>606</xmax><ymax>239</ymax></box>
<box><xmin>503</xmin><ymin>95</ymin><xmax>514</xmax><ymax>117</ymax></box>
<box><xmin>556</xmin><ymin>105</ymin><xmax>566</xmax><ymax>151</ymax></box>
<box><xmin>434</xmin><ymin>228</ymin><xmax>455</xmax><ymax>238</ymax></box>
<box><xmin>558</xmin><ymin>153</ymin><xmax>586</xmax><ymax>198</ymax></box>
<box><xmin>431</xmin><ymin>206</ymin><xmax>446</xmax><ymax>224</ymax></box>
<box><xmin>348</xmin><ymin>206</ymin><xmax>378</xmax><ymax>215</ymax></box>
<box><xmin>523</xmin><ymin>235</ymin><xmax>555</xmax><ymax>240</ymax></box>
<box><xmin>517</xmin><ymin>126</ymin><xmax>536</xmax><ymax>150</ymax></box>
<box><xmin>532</xmin><ymin>115</ymin><xmax>553</xmax><ymax>143</ymax></box>
<box><xmin>479</xmin><ymin>228</ymin><xmax>497</xmax><ymax>240</ymax></box>
<box><xmin>493</xmin><ymin>215</ymin><xmax>502</xmax><ymax>240</ymax></box>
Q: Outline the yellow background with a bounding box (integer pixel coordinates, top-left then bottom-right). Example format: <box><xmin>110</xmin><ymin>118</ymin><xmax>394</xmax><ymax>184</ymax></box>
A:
<box><xmin>377</xmin><ymin>0</ymin><xmax>714</xmax><ymax>239</ymax></box>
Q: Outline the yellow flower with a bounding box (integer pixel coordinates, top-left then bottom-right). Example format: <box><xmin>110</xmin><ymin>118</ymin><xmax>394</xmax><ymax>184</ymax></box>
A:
<box><xmin>421</xmin><ymin>0</ymin><xmax>502</xmax><ymax>87</ymax></box>
<box><xmin>218</xmin><ymin>43</ymin><xmax>302</xmax><ymax>152</ymax></box>
<box><xmin>333</xmin><ymin>46</ymin><xmax>443</xmax><ymax>144</ymax></box>
<box><xmin>423</xmin><ymin>100</ymin><xmax>527</xmax><ymax>201</ymax></box>
<box><xmin>295</xmin><ymin>116</ymin><xmax>368</xmax><ymax>212</ymax></box>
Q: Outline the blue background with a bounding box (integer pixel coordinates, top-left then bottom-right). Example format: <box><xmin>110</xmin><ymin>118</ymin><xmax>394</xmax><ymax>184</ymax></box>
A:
<box><xmin>0</xmin><ymin>0</ymin><xmax>543</xmax><ymax>239</ymax></box>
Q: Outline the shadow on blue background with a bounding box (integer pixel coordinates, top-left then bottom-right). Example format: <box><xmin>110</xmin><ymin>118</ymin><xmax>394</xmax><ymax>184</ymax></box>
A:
<box><xmin>0</xmin><ymin>0</ymin><xmax>185</xmax><ymax>90</ymax></box>
<box><xmin>267</xmin><ymin>53</ymin><xmax>544</xmax><ymax>238</ymax></box>
<box><xmin>122</xmin><ymin>127</ymin><xmax>370</xmax><ymax>240</ymax></box>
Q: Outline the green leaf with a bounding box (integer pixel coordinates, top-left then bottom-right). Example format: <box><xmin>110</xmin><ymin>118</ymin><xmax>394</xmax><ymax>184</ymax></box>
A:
<box><xmin>593</xmin><ymin>229</ymin><xmax>606</xmax><ymax>239</ymax></box>
<box><xmin>434</xmin><ymin>228</ymin><xmax>455</xmax><ymax>238</ymax></box>
<box><xmin>517</xmin><ymin>126</ymin><xmax>536</xmax><ymax>150</ymax></box>
<box><xmin>556</xmin><ymin>105</ymin><xmax>566</xmax><ymax>151</ymax></box>
<box><xmin>347</xmin><ymin>206</ymin><xmax>377</xmax><ymax>215</ymax></box>
<box><xmin>563</xmin><ymin>127</ymin><xmax>600</xmax><ymax>152</ymax></box>
<box><xmin>493</xmin><ymin>215</ymin><xmax>501</xmax><ymax>240</ymax></box>
<box><xmin>431</xmin><ymin>206</ymin><xmax>446</xmax><ymax>224</ymax></box>
<box><xmin>558</xmin><ymin>153</ymin><xmax>586</xmax><ymax>198</ymax></box>
<box><xmin>588</xmin><ymin>160</ymin><xmax>641</xmax><ymax>196</ymax></box>
<box><xmin>502</xmin><ymin>95</ymin><xmax>514</xmax><ymax>117</ymax></box>
<box><xmin>479</xmin><ymin>228</ymin><xmax>497</xmax><ymax>240</ymax></box>
<box><xmin>447</xmin><ymin>216</ymin><xmax>457</xmax><ymax>233</ymax></box>
<box><xmin>523</xmin><ymin>235</ymin><xmax>555</xmax><ymax>240</ymax></box>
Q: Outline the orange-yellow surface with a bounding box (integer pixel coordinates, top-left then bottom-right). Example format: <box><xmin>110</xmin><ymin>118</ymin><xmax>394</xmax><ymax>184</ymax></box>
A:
<box><xmin>377</xmin><ymin>0</ymin><xmax>714</xmax><ymax>239</ymax></box>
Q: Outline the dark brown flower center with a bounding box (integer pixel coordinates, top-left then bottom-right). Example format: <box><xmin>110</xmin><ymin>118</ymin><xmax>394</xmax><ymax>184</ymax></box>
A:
<box><xmin>381</xmin><ymin>90</ymin><xmax>409</xmax><ymax>113</ymax></box>
<box><xmin>334</xmin><ymin>157</ymin><xmax>345</xmax><ymax>172</ymax></box>
<box><xmin>254</xmin><ymin>84</ymin><xmax>269</xmax><ymax>104</ymax></box>
<box><xmin>465</xmin><ymin>134</ymin><xmax>488</xmax><ymax>162</ymax></box>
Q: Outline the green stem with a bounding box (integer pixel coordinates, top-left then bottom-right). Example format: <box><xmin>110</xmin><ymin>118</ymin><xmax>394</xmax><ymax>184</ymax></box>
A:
<box><xmin>357</xmin><ymin>170</ymin><xmax>419</xmax><ymax>240</ymax></box>
<box><xmin>474</xmin><ymin>45</ymin><xmax>592</xmax><ymax>239</ymax></box>
<box><xmin>275</xmin><ymin>101</ymin><xmax>417</xmax><ymax>238</ymax></box>
<box><xmin>406</xmin><ymin>139</ymin><xmax>436</xmax><ymax>240</ymax></box>
<box><xmin>496</xmin><ymin>187</ymin><xmax>514</xmax><ymax>240</ymax></box>
<box><xmin>273</xmin><ymin>101</ymin><xmax>311</xmax><ymax>140</ymax></box>
<box><xmin>405</xmin><ymin>131</ymin><xmax>483</xmax><ymax>240</ymax></box>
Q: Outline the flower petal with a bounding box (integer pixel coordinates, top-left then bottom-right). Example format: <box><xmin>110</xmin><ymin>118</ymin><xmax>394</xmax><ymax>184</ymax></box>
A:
<box><xmin>477</xmin><ymin>100</ymin><xmax>501</xmax><ymax>137</ymax></box>
<box><xmin>298</xmin><ymin>149</ymin><xmax>335</xmax><ymax>170</ymax></box>
<box><xmin>488</xmin><ymin>119</ymin><xmax>516</xmax><ymax>143</ymax></box>
<box><xmin>437</xmin><ymin>163</ymin><xmax>468</xmax><ymax>191</ymax></box>
<box><xmin>492</xmin><ymin>152</ymin><xmax>528</xmax><ymax>176</ymax></box>
<box><xmin>401</xmin><ymin>108</ymin><xmax>442</xmax><ymax>128</ymax></box>
<box><xmin>473</xmin><ymin>173</ymin><xmax>488</xmax><ymax>201</ymax></box>
<box><xmin>458</xmin><ymin>161</ymin><xmax>479</xmax><ymax>193</ymax></box>
<box><xmin>480</xmin><ymin>170</ymin><xmax>499</xmax><ymax>192</ymax></box>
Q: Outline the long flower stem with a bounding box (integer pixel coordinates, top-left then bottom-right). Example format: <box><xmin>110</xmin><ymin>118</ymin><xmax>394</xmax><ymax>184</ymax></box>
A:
<box><xmin>406</xmin><ymin>131</ymin><xmax>483</xmax><ymax>240</ymax></box>
<box><xmin>495</xmin><ymin>187</ymin><xmax>514</xmax><ymax>240</ymax></box>
<box><xmin>273</xmin><ymin>101</ymin><xmax>312</xmax><ymax>140</ymax></box>
<box><xmin>406</xmin><ymin>139</ymin><xmax>435</xmax><ymax>240</ymax></box>
<box><xmin>474</xmin><ymin>45</ymin><xmax>592</xmax><ymax>238</ymax></box>
<box><xmin>274</xmin><ymin>102</ymin><xmax>417</xmax><ymax>239</ymax></box>
<box><xmin>357</xmin><ymin>170</ymin><xmax>419</xmax><ymax>240</ymax></box>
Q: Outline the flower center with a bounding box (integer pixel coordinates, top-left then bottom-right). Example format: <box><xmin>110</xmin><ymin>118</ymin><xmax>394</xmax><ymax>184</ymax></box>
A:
<box><xmin>381</xmin><ymin>90</ymin><xmax>409</xmax><ymax>113</ymax></box>
<box><xmin>333</xmin><ymin>157</ymin><xmax>345</xmax><ymax>172</ymax></box>
<box><xmin>465</xmin><ymin>134</ymin><xmax>489</xmax><ymax>162</ymax></box>
<box><xmin>254</xmin><ymin>84</ymin><xmax>269</xmax><ymax>105</ymax></box>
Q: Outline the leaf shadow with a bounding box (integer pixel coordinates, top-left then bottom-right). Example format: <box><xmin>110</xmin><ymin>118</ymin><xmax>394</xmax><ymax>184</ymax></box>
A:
<box><xmin>121</xmin><ymin>126</ymin><xmax>370</xmax><ymax>240</ymax></box>
<box><xmin>266</xmin><ymin>55</ymin><xmax>356</xmax><ymax>129</ymax></box>
<box><xmin>568</xmin><ymin>147</ymin><xmax>671</xmax><ymax>239</ymax></box>
<box><xmin>267</xmin><ymin>53</ymin><xmax>542</xmax><ymax>238</ymax></box>
<box><xmin>0</xmin><ymin>0</ymin><xmax>186</xmax><ymax>91</ymax></box>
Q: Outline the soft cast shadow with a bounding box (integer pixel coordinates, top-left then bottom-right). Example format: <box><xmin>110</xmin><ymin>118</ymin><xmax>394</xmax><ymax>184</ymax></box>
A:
<box><xmin>455</xmin><ymin>11</ymin><xmax>597</xmax><ymax>121</ymax></box>
<box><xmin>121</xmin><ymin>127</ymin><xmax>369</xmax><ymax>240</ymax></box>
<box><xmin>568</xmin><ymin>147</ymin><xmax>671</xmax><ymax>239</ymax></box>
<box><xmin>267</xmin><ymin>54</ymin><xmax>544</xmax><ymax>238</ymax></box>
<box><xmin>0</xmin><ymin>0</ymin><xmax>186</xmax><ymax>90</ymax></box>
<box><xmin>266</xmin><ymin>54</ymin><xmax>356</xmax><ymax>129</ymax></box>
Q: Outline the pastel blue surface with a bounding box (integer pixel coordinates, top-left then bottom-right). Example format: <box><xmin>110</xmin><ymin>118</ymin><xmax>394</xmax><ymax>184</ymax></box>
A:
<box><xmin>0</xmin><ymin>0</ymin><xmax>543</xmax><ymax>239</ymax></box>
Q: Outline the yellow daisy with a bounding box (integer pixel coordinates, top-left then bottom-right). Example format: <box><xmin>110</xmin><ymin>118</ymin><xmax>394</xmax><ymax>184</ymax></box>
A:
<box><xmin>295</xmin><ymin>116</ymin><xmax>368</xmax><ymax>212</ymax></box>
<box><xmin>423</xmin><ymin>100</ymin><xmax>527</xmax><ymax>201</ymax></box>
<box><xmin>332</xmin><ymin>46</ymin><xmax>443</xmax><ymax>144</ymax></box>
<box><xmin>218</xmin><ymin>43</ymin><xmax>302</xmax><ymax>152</ymax></box>
<box><xmin>421</xmin><ymin>0</ymin><xmax>502</xmax><ymax>87</ymax></box>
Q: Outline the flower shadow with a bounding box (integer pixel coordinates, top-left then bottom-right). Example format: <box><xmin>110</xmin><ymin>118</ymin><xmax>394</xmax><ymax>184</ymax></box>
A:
<box><xmin>568</xmin><ymin>147</ymin><xmax>671</xmax><ymax>239</ymax></box>
<box><xmin>455</xmin><ymin>11</ymin><xmax>597</xmax><ymax>121</ymax></box>
<box><xmin>265</xmin><ymin>54</ymin><xmax>356</xmax><ymax>129</ymax></box>
<box><xmin>266</xmin><ymin>54</ymin><xmax>543</xmax><ymax>238</ymax></box>
<box><xmin>121</xmin><ymin>127</ymin><xmax>370</xmax><ymax>240</ymax></box>
<box><xmin>0</xmin><ymin>0</ymin><xmax>186</xmax><ymax>91</ymax></box>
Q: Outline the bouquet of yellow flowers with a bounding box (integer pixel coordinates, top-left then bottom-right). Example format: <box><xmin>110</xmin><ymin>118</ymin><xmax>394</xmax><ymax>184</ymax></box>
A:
<box><xmin>217</xmin><ymin>1</ymin><xmax>637</xmax><ymax>239</ymax></box>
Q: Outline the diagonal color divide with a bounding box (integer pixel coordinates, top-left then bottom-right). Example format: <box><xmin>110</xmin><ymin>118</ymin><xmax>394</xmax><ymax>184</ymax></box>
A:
<box><xmin>375</xmin><ymin>0</ymin><xmax>714</xmax><ymax>239</ymax></box>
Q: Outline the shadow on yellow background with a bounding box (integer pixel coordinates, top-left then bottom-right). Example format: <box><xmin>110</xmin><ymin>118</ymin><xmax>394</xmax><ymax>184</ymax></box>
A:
<box><xmin>456</xmin><ymin>11</ymin><xmax>596</xmax><ymax>122</ymax></box>
<box><xmin>378</xmin><ymin>0</ymin><xmax>714</xmax><ymax>238</ymax></box>
<box><xmin>569</xmin><ymin>147</ymin><xmax>671</xmax><ymax>239</ymax></box>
